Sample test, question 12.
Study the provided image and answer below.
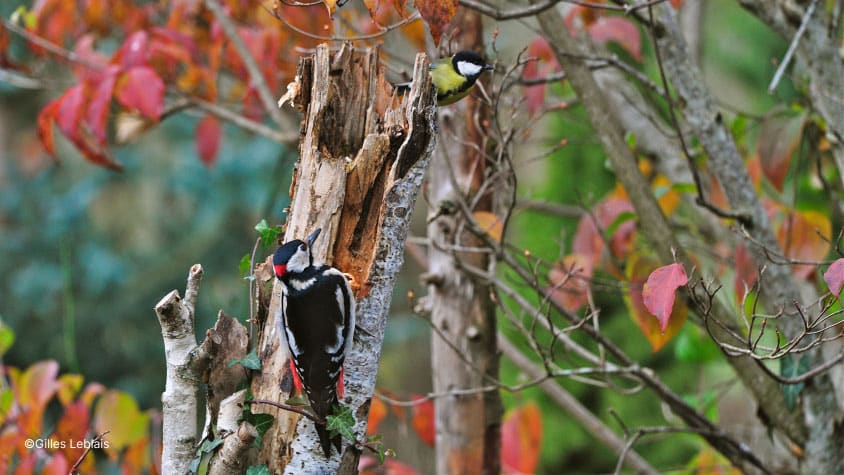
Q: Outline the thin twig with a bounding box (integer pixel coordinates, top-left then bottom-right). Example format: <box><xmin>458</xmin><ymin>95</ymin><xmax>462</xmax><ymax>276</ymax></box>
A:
<box><xmin>70</xmin><ymin>431</ymin><xmax>110</xmax><ymax>474</ymax></box>
<box><xmin>204</xmin><ymin>0</ymin><xmax>290</xmax><ymax>129</ymax></box>
<box><xmin>768</xmin><ymin>0</ymin><xmax>819</xmax><ymax>93</ymax></box>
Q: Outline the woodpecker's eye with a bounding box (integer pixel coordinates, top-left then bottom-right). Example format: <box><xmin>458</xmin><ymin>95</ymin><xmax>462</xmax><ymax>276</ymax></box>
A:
<box><xmin>300</xmin><ymin>244</ymin><xmax>306</xmax><ymax>251</ymax></box>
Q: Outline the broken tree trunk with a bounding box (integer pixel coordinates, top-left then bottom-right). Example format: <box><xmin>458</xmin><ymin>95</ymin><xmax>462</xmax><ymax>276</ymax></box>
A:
<box><xmin>426</xmin><ymin>9</ymin><xmax>502</xmax><ymax>475</ymax></box>
<box><xmin>249</xmin><ymin>43</ymin><xmax>436</xmax><ymax>474</ymax></box>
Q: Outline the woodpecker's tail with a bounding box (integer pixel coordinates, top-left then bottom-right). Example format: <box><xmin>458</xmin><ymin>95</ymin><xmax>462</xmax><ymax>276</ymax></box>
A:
<box><xmin>310</xmin><ymin>389</ymin><xmax>343</xmax><ymax>458</ymax></box>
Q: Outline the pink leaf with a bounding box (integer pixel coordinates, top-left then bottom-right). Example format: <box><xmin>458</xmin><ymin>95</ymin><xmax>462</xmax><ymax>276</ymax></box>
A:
<box><xmin>85</xmin><ymin>65</ymin><xmax>120</xmax><ymax>145</ymax></box>
<box><xmin>113</xmin><ymin>30</ymin><xmax>149</xmax><ymax>68</ymax></box>
<box><xmin>824</xmin><ymin>258</ymin><xmax>844</xmax><ymax>297</ymax></box>
<box><xmin>56</xmin><ymin>84</ymin><xmax>86</xmax><ymax>141</ymax></box>
<box><xmin>642</xmin><ymin>263</ymin><xmax>688</xmax><ymax>332</ymax></box>
<box><xmin>195</xmin><ymin>115</ymin><xmax>221</xmax><ymax>166</ymax></box>
<box><xmin>116</xmin><ymin>66</ymin><xmax>164</xmax><ymax>120</ymax></box>
<box><xmin>588</xmin><ymin>17</ymin><xmax>642</xmax><ymax>62</ymax></box>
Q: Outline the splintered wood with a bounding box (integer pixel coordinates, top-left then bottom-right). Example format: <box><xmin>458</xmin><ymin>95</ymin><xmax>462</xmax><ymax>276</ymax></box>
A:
<box><xmin>250</xmin><ymin>44</ymin><xmax>435</xmax><ymax>473</ymax></box>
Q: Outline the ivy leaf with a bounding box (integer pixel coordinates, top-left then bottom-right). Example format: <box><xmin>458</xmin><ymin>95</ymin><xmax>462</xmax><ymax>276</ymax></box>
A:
<box><xmin>326</xmin><ymin>404</ymin><xmax>356</xmax><ymax>443</ymax></box>
<box><xmin>246</xmin><ymin>465</ymin><xmax>270</xmax><ymax>475</ymax></box>
<box><xmin>228</xmin><ymin>348</ymin><xmax>261</xmax><ymax>370</ymax></box>
<box><xmin>239</xmin><ymin>253</ymin><xmax>252</xmax><ymax>279</ymax></box>
<box><xmin>255</xmin><ymin>219</ymin><xmax>281</xmax><ymax>248</ymax></box>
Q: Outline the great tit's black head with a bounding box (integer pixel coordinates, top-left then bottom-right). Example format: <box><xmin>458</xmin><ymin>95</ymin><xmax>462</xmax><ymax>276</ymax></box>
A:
<box><xmin>272</xmin><ymin>228</ymin><xmax>322</xmax><ymax>278</ymax></box>
<box><xmin>451</xmin><ymin>51</ymin><xmax>493</xmax><ymax>80</ymax></box>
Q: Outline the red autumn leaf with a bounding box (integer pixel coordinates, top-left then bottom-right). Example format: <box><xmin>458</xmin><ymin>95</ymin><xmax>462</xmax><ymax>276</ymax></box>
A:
<box><xmin>195</xmin><ymin>115</ymin><xmax>221</xmax><ymax>166</ymax></box>
<box><xmin>56</xmin><ymin>84</ymin><xmax>87</xmax><ymax>141</ymax></box>
<box><xmin>38</xmin><ymin>453</ymin><xmax>68</xmax><ymax>475</ymax></box>
<box><xmin>359</xmin><ymin>455</ymin><xmax>419</xmax><ymax>475</ymax></box>
<box><xmin>86</xmin><ymin>65</ymin><xmax>120</xmax><ymax>145</ymax></box>
<box><xmin>112</xmin><ymin>30</ymin><xmax>150</xmax><ymax>69</ymax></box>
<box><xmin>415</xmin><ymin>0</ymin><xmax>458</xmax><ymax>46</ymax></box>
<box><xmin>758</xmin><ymin>107</ymin><xmax>807</xmax><ymax>191</ymax></box>
<box><xmin>824</xmin><ymin>259</ymin><xmax>844</xmax><ymax>297</ymax></box>
<box><xmin>366</xmin><ymin>396</ymin><xmax>388</xmax><ymax>435</ymax></box>
<box><xmin>18</xmin><ymin>360</ymin><xmax>59</xmax><ymax>409</ymax></box>
<box><xmin>572</xmin><ymin>193</ymin><xmax>636</xmax><ymax>275</ymax></box>
<box><xmin>410</xmin><ymin>396</ymin><xmax>435</xmax><ymax>446</ymax></box>
<box><xmin>52</xmin><ymin>401</ymin><xmax>90</xmax><ymax>465</ymax></box>
<box><xmin>734</xmin><ymin>244</ymin><xmax>757</xmax><ymax>301</ymax></box>
<box><xmin>37</xmin><ymin>98</ymin><xmax>61</xmax><ymax>160</ymax></box>
<box><xmin>588</xmin><ymin>16</ymin><xmax>642</xmax><ymax>61</ymax></box>
<box><xmin>643</xmin><ymin>263</ymin><xmax>688</xmax><ymax>332</ymax></box>
<box><xmin>116</xmin><ymin>66</ymin><xmax>165</xmax><ymax>120</ymax></box>
<box><xmin>548</xmin><ymin>253</ymin><xmax>593</xmax><ymax>313</ymax></box>
<box><xmin>71</xmin><ymin>34</ymin><xmax>109</xmax><ymax>81</ymax></box>
<box><xmin>625</xmin><ymin>255</ymin><xmax>687</xmax><ymax>351</ymax></box>
<box><xmin>776</xmin><ymin>209</ymin><xmax>831</xmax><ymax>280</ymax></box>
<box><xmin>501</xmin><ymin>402</ymin><xmax>542</xmax><ymax>475</ymax></box>
<box><xmin>522</xmin><ymin>36</ymin><xmax>562</xmax><ymax>114</ymax></box>
<box><xmin>14</xmin><ymin>453</ymin><xmax>37</xmax><ymax>475</ymax></box>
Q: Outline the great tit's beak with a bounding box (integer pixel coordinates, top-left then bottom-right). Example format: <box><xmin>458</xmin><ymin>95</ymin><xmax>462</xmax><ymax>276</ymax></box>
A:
<box><xmin>483</xmin><ymin>64</ymin><xmax>494</xmax><ymax>71</ymax></box>
<box><xmin>306</xmin><ymin>228</ymin><xmax>322</xmax><ymax>247</ymax></box>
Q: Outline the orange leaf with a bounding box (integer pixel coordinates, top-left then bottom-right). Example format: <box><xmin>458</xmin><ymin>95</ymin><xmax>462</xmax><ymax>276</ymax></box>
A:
<box><xmin>410</xmin><ymin>396</ymin><xmax>435</xmax><ymax>446</ymax></box>
<box><xmin>548</xmin><ymin>253</ymin><xmax>593</xmax><ymax>313</ymax></box>
<box><xmin>824</xmin><ymin>258</ymin><xmax>844</xmax><ymax>297</ymax></box>
<box><xmin>758</xmin><ymin>107</ymin><xmax>806</xmax><ymax>191</ymax></box>
<box><xmin>642</xmin><ymin>263</ymin><xmax>688</xmax><ymax>332</ymax></box>
<box><xmin>116</xmin><ymin>66</ymin><xmax>165</xmax><ymax>120</ymax></box>
<box><xmin>196</xmin><ymin>115</ymin><xmax>222</xmax><ymax>167</ymax></box>
<box><xmin>52</xmin><ymin>401</ymin><xmax>90</xmax><ymax>464</ymax></box>
<box><xmin>366</xmin><ymin>396</ymin><xmax>388</xmax><ymax>435</ymax></box>
<box><xmin>56</xmin><ymin>374</ymin><xmax>84</xmax><ymax>406</ymax></box>
<box><xmin>415</xmin><ymin>0</ymin><xmax>458</xmax><ymax>45</ymax></box>
<box><xmin>94</xmin><ymin>390</ymin><xmax>149</xmax><ymax>458</ymax></box>
<box><xmin>36</xmin><ymin>98</ymin><xmax>61</xmax><ymax>160</ymax></box>
<box><xmin>501</xmin><ymin>402</ymin><xmax>542</xmax><ymax>475</ymax></box>
<box><xmin>734</xmin><ymin>244</ymin><xmax>757</xmax><ymax>301</ymax></box>
<box><xmin>625</xmin><ymin>255</ymin><xmax>687</xmax><ymax>351</ymax></box>
<box><xmin>473</xmin><ymin>211</ymin><xmax>503</xmax><ymax>242</ymax></box>
<box><xmin>776</xmin><ymin>209</ymin><xmax>831</xmax><ymax>280</ymax></box>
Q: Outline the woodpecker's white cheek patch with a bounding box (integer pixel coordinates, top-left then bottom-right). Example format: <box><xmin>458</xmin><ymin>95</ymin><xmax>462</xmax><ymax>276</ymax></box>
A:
<box><xmin>287</xmin><ymin>248</ymin><xmax>310</xmax><ymax>273</ymax></box>
<box><xmin>457</xmin><ymin>61</ymin><xmax>483</xmax><ymax>77</ymax></box>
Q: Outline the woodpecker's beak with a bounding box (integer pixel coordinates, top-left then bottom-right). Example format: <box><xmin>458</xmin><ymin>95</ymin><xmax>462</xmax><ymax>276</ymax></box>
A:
<box><xmin>306</xmin><ymin>228</ymin><xmax>322</xmax><ymax>247</ymax></box>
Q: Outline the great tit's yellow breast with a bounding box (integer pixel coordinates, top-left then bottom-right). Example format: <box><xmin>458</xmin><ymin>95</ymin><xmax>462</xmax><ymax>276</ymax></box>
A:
<box><xmin>430</xmin><ymin>60</ymin><xmax>473</xmax><ymax>105</ymax></box>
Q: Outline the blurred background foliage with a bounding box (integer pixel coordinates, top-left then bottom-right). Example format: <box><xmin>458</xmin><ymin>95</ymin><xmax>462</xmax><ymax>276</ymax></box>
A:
<box><xmin>0</xmin><ymin>0</ymin><xmax>802</xmax><ymax>473</ymax></box>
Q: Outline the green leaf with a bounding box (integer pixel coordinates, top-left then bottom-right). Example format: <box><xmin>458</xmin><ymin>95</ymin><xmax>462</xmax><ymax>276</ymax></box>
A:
<box><xmin>605</xmin><ymin>211</ymin><xmax>637</xmax><ymax>238</ymax></box>
<box><xmin>228</xmin><ymin>348</ymin><xmax>261</xmax><ymax>370</ymax></box>
<box><xmin>249</xmin><ymin>413</ymin><xmax>275</xmax><ymax>447</ymax></box>
<box><xmin>781</xmin><ymin>353</ymin><xmax>810</xmax><ymax>411</ymax></box>
<box><xmin>326</xmin><ymin>405</ymin><xmax>356</xmax><ymax>443</ymax></box>
<box><xmin>674</xmin><ymin>325</ymin><xmax>720</xmax><ymax>364</ymax></box>
<box><xmin>0</xmin><ymin>324</ymin><xmax>14</xmax><ymax>357</ymax></box>
<box><xmin>670</xmin><ymin>183</ymin><xmax>698</xmax><ymax>194</ymax></box>
<box><xmin>239</xmin><ymin>253</ymin><xmax>251</xmax><ymax>278</ymax></box>
<box><xmin>255</xmin><ymin>219</ymin><xmax>281</xmax><ymax>248</ymax></box>
<box><xmin>246</xmin><ymin>465</ymin><xmax>270</xmax><ymax>475</ymax></box>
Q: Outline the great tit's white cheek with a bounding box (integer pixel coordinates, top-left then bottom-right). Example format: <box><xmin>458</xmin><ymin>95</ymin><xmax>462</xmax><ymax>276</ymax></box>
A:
<box><xmin>457</xmin><ymin>61</ymin><xmax>483</xmax><ymax>78</ymax></box>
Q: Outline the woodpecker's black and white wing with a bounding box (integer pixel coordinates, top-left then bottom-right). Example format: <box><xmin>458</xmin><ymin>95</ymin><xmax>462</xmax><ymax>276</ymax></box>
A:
<box><xmin>279</xmin><ymin>264</ymin><xmax>355</xmax><ymax>457</ymax></box>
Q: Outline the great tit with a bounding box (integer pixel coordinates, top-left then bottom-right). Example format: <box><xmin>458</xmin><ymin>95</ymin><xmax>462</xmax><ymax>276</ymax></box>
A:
<box><xmin>396</xmin><ymin>51</ymin><xmax>494</xmax><ymax>106</ymax></box>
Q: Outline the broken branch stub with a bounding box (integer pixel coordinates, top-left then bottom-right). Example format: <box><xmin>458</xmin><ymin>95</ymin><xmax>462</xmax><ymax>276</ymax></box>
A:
<box><xmin>250</xmin><ymin>44</ymin><xmax>436</xmax><ymax>473</ymax></box>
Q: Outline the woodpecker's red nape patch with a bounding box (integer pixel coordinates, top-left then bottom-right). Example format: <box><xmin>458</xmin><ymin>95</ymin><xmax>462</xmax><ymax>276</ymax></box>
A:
<box><xmin>274</xmin><ymin>264</ymin><xmax>287</xmax><ymax>278</ymax></box>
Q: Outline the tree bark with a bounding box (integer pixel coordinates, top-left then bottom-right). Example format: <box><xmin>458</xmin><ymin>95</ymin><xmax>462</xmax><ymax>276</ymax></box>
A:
<box><xmin>426</xmin><ymin>9</ymin><xmax>502</xmax><ymax>475</ymax></box>
<box><xmin>249</xmin><ymin>43</ymin><xmax>437</xmax><ymax>473</ymax></box>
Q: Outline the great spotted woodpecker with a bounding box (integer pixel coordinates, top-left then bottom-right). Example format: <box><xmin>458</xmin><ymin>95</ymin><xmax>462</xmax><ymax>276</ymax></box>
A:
<box><xmin>272</xmin><ymin>228</ymin><xmax>355</xmax><ymax>458</ymax></box>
